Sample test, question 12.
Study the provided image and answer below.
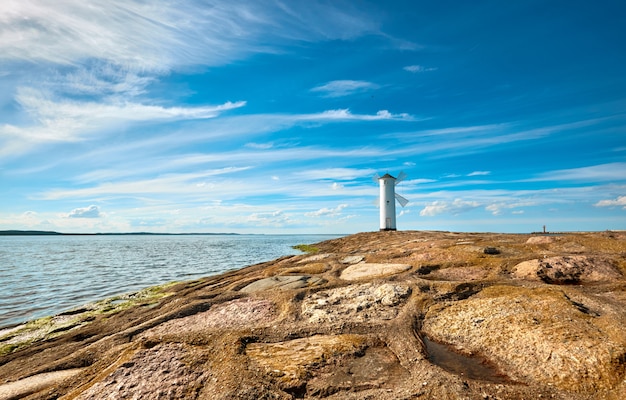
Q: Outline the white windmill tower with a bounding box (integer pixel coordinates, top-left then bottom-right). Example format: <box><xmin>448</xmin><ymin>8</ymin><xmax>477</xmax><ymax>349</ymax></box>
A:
<box><xmin>374</xmin><ymin>172</ymin><xmax>409</xmax><ymax>231</ymax></box>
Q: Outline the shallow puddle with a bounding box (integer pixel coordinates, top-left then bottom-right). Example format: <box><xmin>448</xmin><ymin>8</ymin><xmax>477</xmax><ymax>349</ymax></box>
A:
<box><xmin>422</xmin><ymin>336</ymin><xmax>509</xmax><ymax>383</ymax></box>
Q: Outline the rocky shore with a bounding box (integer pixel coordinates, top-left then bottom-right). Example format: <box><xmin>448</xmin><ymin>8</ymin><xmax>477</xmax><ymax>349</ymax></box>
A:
<box><xmin>1</xmin><ymin>230</ymin><xmax>625</xmax><ymax>399</ymax></box>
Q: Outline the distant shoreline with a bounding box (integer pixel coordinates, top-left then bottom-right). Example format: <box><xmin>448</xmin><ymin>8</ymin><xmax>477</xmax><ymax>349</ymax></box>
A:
<box><xmin>0</xmin><ymin>230</ymin><xmax>240</xmax><ymax>236</ymax></box>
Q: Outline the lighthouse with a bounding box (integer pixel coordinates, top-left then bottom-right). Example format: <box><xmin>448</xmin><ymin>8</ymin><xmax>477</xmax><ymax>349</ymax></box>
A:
<box><xmin>378</xmin><ymin>173</ymin><xmax>408</xmax><ymax>231</ymax></box>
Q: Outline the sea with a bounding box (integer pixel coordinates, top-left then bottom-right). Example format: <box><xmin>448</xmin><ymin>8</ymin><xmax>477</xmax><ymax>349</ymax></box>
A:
<box><xmin>0</xmin><ymin>234</ymin><xmax>342</xmax><ymax>329</ymax></box>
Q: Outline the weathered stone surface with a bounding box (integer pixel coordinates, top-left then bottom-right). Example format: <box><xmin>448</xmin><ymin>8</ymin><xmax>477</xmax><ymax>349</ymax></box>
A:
<box><xmin>76</xmin><ymin>343</ymin><xmax>206</xmax><ymax>400</ymax></box>
<box><xmin>422</xmin><ymin>285</ymin><xmax>626</xmax><ymax>392</ymax></box>
<box><xmin>426</xmin><ymin>266</ymin><xmax>490</xmax><ymax>281</ymax></box>
<box><xmin>246</xmin><ymin>334</ymin><xmax>369</xmax><ymax>389</ymax></box>
<box><xmin>0</xmin><ymin>368</ymin><xmax>83</xmax><ymax>400</ymax></box>
<box><xmin>2</xmin><ymin>231</ymin><xmax>626</xmax><ymax>400</ymax></box>
<box><xmin>340</xmin><ymin>262</ymin><xmax>411</xmax><ymax>281</ymax></box>
<box><xmin>301</xmin><ymin>283</ymin><xmax>410</xmax><ymax>323</ymax></box>
<box><xmin>240</xmin><ymin>275</ymin><xmax>326</xmax><ymax>292</ymax></box>
<box><xmin>297</xmin><ymin>254</ymin><xmax>332</xmax><ymax>263</ymax></box>
<box><xmin>142</xmin><ymin>298</ymin><xmax>276</xmax><ymax>338</ymax></box>
<box><xmin>513</xmin><ymin>255</ymin><xmax>622</xmax><ymax>283</ymax></box>
<box><xmin>526</xmin><ymin>236</ymin><xmax>555</xmax><ymax>244</ymax></box>
<box><xmin>340</xmin><ymin>255</ymin><xmax>364</xmax><ymax>264</ymax></box>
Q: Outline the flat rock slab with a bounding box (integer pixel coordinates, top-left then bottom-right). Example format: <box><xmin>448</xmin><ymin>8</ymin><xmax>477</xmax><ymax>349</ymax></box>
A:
<box><xmin>0</xmin><ymin>369</ymin><xmax>83</xmax><ymax>400</ymax></box>
<box><xmin>513</xmin><ymin>256</ymin><xmax>621</xmax><ymax>284</ymax></box>
<box><xmin>422</xmin><ymin>285</ymin><xmax>626</xmax><ymax>392</ymax></box>
<box><xmin>340</xmin><ymin>263</ymin><xmax>411</xmax><ymax>281</ymax></box>
<box><xmin>302</xmin><ymin>283</ymin><xmax>410</xmax><ymax>323</ymax></box>
<box><xmin>239</xmin><ymin>275</ymin><xmax>326</xmax><ymax>293</ymax></box>
<box><xmin>76</xmin><ymin>343</ymin><xmax>206</xmax><ymax>400</ymax></box>
<box><xmin>245</xmin><ymin>334</ymin><xmax>369</xmax><ymax>388</ymax></box>
<box><xmin>306</xmin><ymin>346</ymin><xmax>410</xmax><ymax>396</ymax></box>
<box><xmin>526</xmin><ymin>236</ymin><xmax>555</xmax><ymax>244</ymax></box>
<box><xmin>142</xmin><ymin>298</ymin><xmax>276</xmax><ymax>338</ymax></box>
<box><xmin>340</xmin><ymin>255</ymin><xmax>364</xmax><ymax>264</ymax></box>
<box><xmin>427</xmin><ymin>266</ymin><xmax>489</xmax><ymax>281</ymax></box>
<box><xmin>297</xmin><ymin>254</ymin><xmax>332</xmax><ymax>263</ymax></box>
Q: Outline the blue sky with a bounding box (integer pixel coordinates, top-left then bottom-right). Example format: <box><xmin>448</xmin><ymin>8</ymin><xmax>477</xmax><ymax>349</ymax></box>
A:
<box><xmin>1</xmin><ymin>0</ymin><xmax>625</xmax><ymax>234</ymax></box>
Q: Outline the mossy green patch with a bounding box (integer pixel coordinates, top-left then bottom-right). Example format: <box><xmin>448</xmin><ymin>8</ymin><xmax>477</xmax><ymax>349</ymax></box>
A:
<box><xmin>292</xmin><ymin>244</ymin><xmax>319</xmax><ymax>254</ymax></box>
<box><xmin>0</xmin><ymin>282</ymin><xmax>178</xmax><ymax>356</ymax></box>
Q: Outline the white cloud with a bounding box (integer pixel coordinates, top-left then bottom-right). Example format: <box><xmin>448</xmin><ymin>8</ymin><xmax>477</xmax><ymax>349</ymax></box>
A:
<box><xmin>0</xmin><ymin>0</ymin><xmax>385</xmax><ymax>159</ymax></box>
<box><xmin>528</xmin><ymin>163</ymin><xmax>626</xmax><ymax>183</ymax></box>
<box><xmin>246</xmin><ymin>210</ymin><xmax>290</xmax><ymax>226</ymax></box>
<box><xmin>245</xmin><ymin>142</ymin><xmax>274</xmax><ymax>149</ymax></box>
<box><xmin>16</xmin><ymin>87</ymin><xmax>245</xmax><ymax>125</ymax></box>
<box><xmin>41</xmin><ymin>167</ymin><xmax>254</xmax><ymax>200</ymax></box>
<box><xmin>295</xmin><ymin>167</ymin><xmax>376</xmax><ymax>181</ymax></box>
<box><xmin>305</xmin><ymin>109</ymin><xmax>413</xmax><ymax>121</ymax></box>
<box><xmin>485</xmin><ymin>201</ymin><xmax>536</xmax><ymax>216</ymax></box>
<box><xmin>68</xmin><ymin>205</ymin><xmax>102</xmax><ymax>218</ymax></box>
<box><xmin>0</xmin><ymin>0</ymin><xmax>378</xmax><ymax>70</ymax></box>
<box><xmin>0</xmin><ymin>89</ymin><xmax>246</xmax><ymax>155</ymax></box>
<box><xmin>403</xmin><ymin>65</ymin><xmax>437</xmax><ymax>73</ymax></box>
<box><xmin>594</xmin><ymin>196</ymin><xmax>626</xmax><ymax>209</ymax></box>
<box><xmin>310</xmin><ymin>80</ymin><xmax>379</xmax><ymax>97</ymax></box>
<box><xmin>468</xmin><ymin>171</ymin><xmax>491</xmax><ymax>177</ymax></box>
<box><xmin>419</xmin><ymin>199</ymin><xmax>481</xmax><ymax>216</ymax></box>
<box><xmin>305</xmin><ymin>204</ymin><xmax>348</xmax><ymax>217</ymax></box>
<box><xmin>332</xmin><ymin>182</ymin><xmax>344</xmax><ymax>190</ymax></box>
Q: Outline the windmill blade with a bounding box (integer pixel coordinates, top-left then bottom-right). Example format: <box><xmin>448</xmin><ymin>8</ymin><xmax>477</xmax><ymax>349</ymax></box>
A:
<box><xmin>372</xmin><ymin>173</ymin><xmax>380</xmax><ymax>183</ymax></box>
<box><xmin>395</xmin><ymin>193</ymin><xmax>409</xmax><ymax>207</ymax></box>
<box><xmin>396</xmin><ymin>171</ymin><xmax>407</xmax><ymax>184</ymax></box>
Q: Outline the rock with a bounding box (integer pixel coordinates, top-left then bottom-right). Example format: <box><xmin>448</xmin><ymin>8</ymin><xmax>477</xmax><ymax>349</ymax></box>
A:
<box><xmin>239</xmin><ymin>275</ymin><xmax>326</xmax><ymax>293</ymax></box>
<box><xmin>2</xmin><ymin>231</ymin><xmax>626</xmax><ymax>400</ymax></box>
<box><xmin>142</xmin><ymin>298</ymin><xmax>276</xmax><ymax>338</ymax></box>
<box><xmin>0</xmin><ymin>369</ymin><xmax>83</xmax><ymax>400</ymax></box>
<box><xmin>245</xmin><ymin>335</ymin><xmax>369</xmax><ymax>389</ymax></box>
<box><xmin>513</xmin><ymin>256</ymin><xmax>621</xmax><ymax>284</ymax></box>
<box><xmin>301</xmin><ymin>283</ymin><xmax>410</xmax><ymax>323</ymax></box>
<box><xmin>526</xmin><ymin>236</ymin><xmax>554</xmax><ymax>244</ymax></box>
<box><xmin>340</xmin><ymin>255</ymin><xmax>364</xmax><ymax>264</ymax></box>
<box><xmin>340</xmin><ymin>263</ymin><xmax>411</xmax><ymax>281</ymax></box>
<box><xmin>75</xmin><ymin>343</ymin><xmax>206</xmax><ymax>400</ymax></box>
<box><xmin>297</xmin><ymin>254</ymin><xmax>332</xmax><ymax>263</ymax></box>
<box><xmin>483</xmin><ymin>247</ymin><xmax>500</xmax><ymax>255</ymax></box>
<box><xmin>421</xmin><ymin>285</ymin><xmax>626</xmax><ymax>392</ymax></box>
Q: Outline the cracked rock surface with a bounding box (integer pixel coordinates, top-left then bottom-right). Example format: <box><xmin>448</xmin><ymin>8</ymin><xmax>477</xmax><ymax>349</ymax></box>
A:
<box><xmin>1</xmin><ymin>230</ymin><xmax>626</xmax><ymax>399</ymax></box>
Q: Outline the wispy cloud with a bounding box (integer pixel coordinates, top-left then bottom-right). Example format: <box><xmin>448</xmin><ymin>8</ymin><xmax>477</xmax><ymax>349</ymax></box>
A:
<box><xmin>527</xmin><ymin>162</ymin><xmax>626</xmax><ymax>182</ymax></box>
<box><xmin>68</xmin><ymin>205</ymin><xmax>103</xmax><ymax>218</ymax></box>
<box><xmin>304</xmin><ymin>109</ymin><xmax>413</xmax><ymax>121</ymax></box>
<box><xmin>0</xmin><ymin>0</ymin><xmax>378</xmax><ymax>70</ymax></box>
<box><xmin>305</xmin><ymin>204</ymin><xmax>348</xmax><ymax>217</ymax></box>
<box><xmin>16</xmin><ymin>87</ymin><xmax>245</xmax><ymax>127</ymax></box>
<box><xmin>294</xmin><ymin>168</ymin><xmax>376</xmax><ymax>181</ymax></box>
<box><xmin>419</xmin><ymin>199</ymin><xmax>481</xmax><ymax>216</ymax></box>
<box><xmin>246</xmin><ymin>210</ymin><xmax>291</xmax><ymax>226</ymax></box>
<box><xmin>310</xmin><ymin>80</ymin><xmax>379</xmax><ymax>97</ymax></box>
<box><xmin>0</xmin><ymin>91</ymin><xmax>246</xmax><ymax>157</ymax></box>
<box><xmin>403</xmin><ymin>65</ymin><xmax>437</xmax><ymax>73</ymax></box>
<box><xmin>468</xmin><ymin>171</ymin><xmax>491</xmax><ymax>176</ymax></box>
<box><xmin>594</xmin><ymin>196</ymin><xmax>626</xmax><ymax>209</ymax></box>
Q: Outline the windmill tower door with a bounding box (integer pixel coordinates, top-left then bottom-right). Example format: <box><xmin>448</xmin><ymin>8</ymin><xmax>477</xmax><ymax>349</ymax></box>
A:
<box><xmin>386</xmin><ymin>218</ymin><xmax>392</xmax><ymax>229</ymax></box>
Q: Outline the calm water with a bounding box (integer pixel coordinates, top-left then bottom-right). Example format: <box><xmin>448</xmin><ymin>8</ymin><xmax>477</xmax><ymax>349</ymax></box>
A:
<box><xmin>0</xmin><ymin>234</ymin><xmax>341</xmax><ymax>328</ymax></box>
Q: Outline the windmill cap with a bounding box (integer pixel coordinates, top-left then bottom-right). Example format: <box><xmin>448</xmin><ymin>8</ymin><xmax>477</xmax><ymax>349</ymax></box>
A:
<box><xmin>379</xmin><ymin>173</ymin><xmax>396</xmax><ymax>179</ymax></box>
